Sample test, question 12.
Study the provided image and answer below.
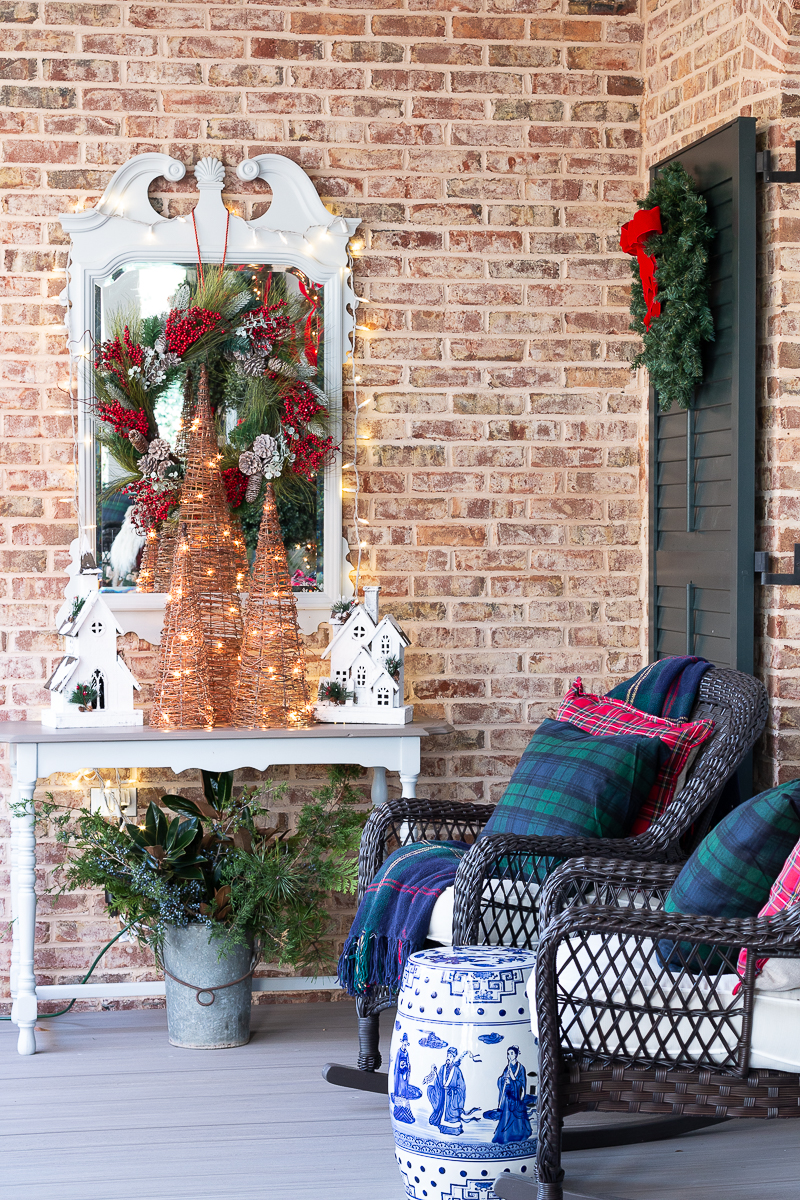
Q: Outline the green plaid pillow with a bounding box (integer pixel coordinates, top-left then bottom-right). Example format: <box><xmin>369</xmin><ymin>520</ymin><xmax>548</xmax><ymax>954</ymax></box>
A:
<box><xmin>665</xmin><ymin>780</ymin><xmax>800</xmax><ymax>920</ymax></box>
<box><xmin>480</xmin><ymin>718</ymin><xmax>665</xmax><ymax>842</ymax></box>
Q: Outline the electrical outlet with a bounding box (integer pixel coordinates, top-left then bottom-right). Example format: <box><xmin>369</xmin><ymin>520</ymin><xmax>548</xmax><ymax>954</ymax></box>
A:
<box><xmin>90</xmin><ymin>787</ymin><xmax>137</xmax><ymax>819</ymax></box>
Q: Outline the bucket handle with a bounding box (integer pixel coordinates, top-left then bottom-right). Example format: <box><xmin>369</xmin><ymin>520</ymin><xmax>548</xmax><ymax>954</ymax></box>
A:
<box><xmin>162</xmin><ymin>964</ymin><xmax>255</xmax><ymax>1006</ymax></box>
<box><xmin>163</xmin><ymin>940</ymin><xmax>262</xmax><ymax>1008</ymax></box>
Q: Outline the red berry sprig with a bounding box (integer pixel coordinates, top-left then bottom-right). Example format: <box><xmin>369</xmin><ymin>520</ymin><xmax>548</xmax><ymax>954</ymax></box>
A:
<box><xmin>283</xmin><ymin>382</ymin><xmax>324</xmax><ymax>428</ymax></box>
<box><xmin>245</xmin><ymin>301</ymin><xmax>293</xmax><ymax>351</ymax></box>
<box><xmin>95</xmin><ymin>325</ymin><xmax>144</xmax><ymax>388</ymax></box>
<box><xmin>122</xmin><ymin>479</ymin><xmax>178</xmax><ymax>532</ymax></box>
<box><xmin>289</xmin><ymin>431</ymin><xmax>336</xmax><ymax>481</ymax></box>
<box><xmin>222</xmin><ymin>466</ymin><xmax>248</xmax><ymax>509</ymax></box>
<box><xmin>97</xmin><ymin>401</ymin><xmax>150</xmax><ymax>440</ymax></box>
<box><xmin>164</xmin><ymin>306</ymin><xmax>222</xmax><ymax>356</ymax></box>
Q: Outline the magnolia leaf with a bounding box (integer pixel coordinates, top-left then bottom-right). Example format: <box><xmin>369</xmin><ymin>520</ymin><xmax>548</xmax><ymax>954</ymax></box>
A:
<box><xmin>233</xmin><ymin>828</ymin><xmax>253</xmax><ymax>854</ymax></box>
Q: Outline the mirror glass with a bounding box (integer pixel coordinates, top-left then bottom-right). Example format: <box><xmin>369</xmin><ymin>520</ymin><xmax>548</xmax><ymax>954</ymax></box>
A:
<box><xmin>94</xmin><ymin>262</ymin><xmax>326</xmax><ymax>592</ymax></box>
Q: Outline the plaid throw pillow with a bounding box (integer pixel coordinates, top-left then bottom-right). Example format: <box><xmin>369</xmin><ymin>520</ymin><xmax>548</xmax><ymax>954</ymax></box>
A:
<box><xmin>737</xmin><ymin>836</ymin><xmax>800</xmax><ymax>991</ymax></box>
<box><xmin>557</xmin><ymin>679</ymin><xmax>715</xmax><ymax>835</ymax></box>
<box><xmin>480</xmin><ymin>718</ymin><xmax>665</xmax><ymax>842</ymax></box>
<box><xmin>665</xmin><ymin>780</ymin><xmax>800</xmax><ymax>920</ymax></box>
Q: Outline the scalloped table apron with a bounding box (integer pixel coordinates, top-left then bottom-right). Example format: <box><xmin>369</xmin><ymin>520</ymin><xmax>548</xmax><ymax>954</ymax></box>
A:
<box><xmin>389</xmin><ymin>946</ymin><xmax>539</xmax><ymax>1200</ymax></box>
<box><xmin>3</xmin><ymin>719</ymin><xmax>449</xmax><ymax>1056</ymax></box>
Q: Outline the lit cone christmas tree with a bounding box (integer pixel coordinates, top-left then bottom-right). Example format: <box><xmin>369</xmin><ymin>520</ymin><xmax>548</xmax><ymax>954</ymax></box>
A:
<box><xmin>176</xmin><ymin>364</ymin><xmax>250</xmax><ymax>725</ymax></box>
<box><xmin>153</xmin><ymin>372</ymin><xmax>196</xmax><ymax>591</ymax></box>
<box><xmin>136</xmin><ymin>527</ymin><xmax>158</xmax><ymax>593</ymax></box>
<box><xmin>150</xmin><ymin>525</ymin><xmax>214</xmax><ymax>730</ymax></box>
<box><xmin>136</xmin><ymin>373</ymin><xmax>194</xmax><ymax>594</ymax></box>
<box><xmin>233</xmin><ymin>480</ymin><xmax>311</xmax><ymax>728</ymax></box>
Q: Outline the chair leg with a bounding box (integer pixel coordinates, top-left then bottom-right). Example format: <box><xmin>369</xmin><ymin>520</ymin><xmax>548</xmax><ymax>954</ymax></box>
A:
<box><xmin>535</xmin><ymin>1029</ymin><xmax>564</xmax><ymax>1197</ymax></box>
<box><xmin>356</xmin><ymin>998</ymin><xmax>382</xmax><ymax>1072</ymax></box>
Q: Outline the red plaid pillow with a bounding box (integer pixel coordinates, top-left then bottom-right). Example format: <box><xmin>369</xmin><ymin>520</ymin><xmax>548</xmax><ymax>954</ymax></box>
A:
<box><xmin>737</xmin><ymin>837</ymin><xmax>800</xmax><ymax>991</ymax></box>
<box><xmin>556</xmin><ymin>679</ymin><xmax>715</xmax><ymax>834</ymax></box>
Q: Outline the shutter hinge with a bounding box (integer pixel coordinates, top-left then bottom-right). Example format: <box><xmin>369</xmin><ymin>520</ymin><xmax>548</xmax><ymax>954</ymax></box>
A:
<box><xmin>756</xmin><ymin>142</ymin><xmax>800</xmax><ymax>184</ymax></box>
<box><xmin>755</xmin><ymin>544</ymin><xmax>800</xmax><ymax>584</ymax></box>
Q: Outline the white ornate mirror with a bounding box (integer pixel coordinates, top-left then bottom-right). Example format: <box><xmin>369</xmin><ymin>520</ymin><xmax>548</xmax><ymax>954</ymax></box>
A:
<box><xmin>59</xmin><ymin>152</ymin><xmax>360</xmax><ymax>639</ymax></box>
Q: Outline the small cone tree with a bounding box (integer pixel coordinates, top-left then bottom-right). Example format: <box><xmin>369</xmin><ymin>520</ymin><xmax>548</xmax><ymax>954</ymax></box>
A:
<box><xmin>136</xmin><ymin>527</ymin><xmax>158</xmax><ymax>593</ymax></box>
<box><xmin>150</xmin><ymin>525</ymin><xmax>214</xmax><ymax>729</ymax></box>
<box><xmin>175</xmin><ymin>364</ymin><xmax>250</xmax><ymax>725</ymax></box>
<box><xmin>233</xmin><ymin>480</ymin><xmax>311</xmax><ymax>728</ymax></box>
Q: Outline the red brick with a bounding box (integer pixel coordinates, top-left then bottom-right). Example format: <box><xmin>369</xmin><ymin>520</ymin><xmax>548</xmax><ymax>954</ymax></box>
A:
<box><xmin>209</xmin><ymin>7</ymin><xmax>282</xmax><ymax>31</ymax></box>
<box><xmin>128</xmin><ymin>4</ymin><xmax>204</xmax><ymax>27</ymax></box>
<box><xmin>291</xmin><ymin>11</ymin><xmax>365</xmax><ymax>35</ymax></box>
<box><xmin>167</xmin><ymin>36</ymin><xmax>245</xmax><ymax>58</ymax></box>
<box><xmin>252</xmin><ymin>38</ymin><xmax>324</xmax><ymax>61</ymax></box>
<box><xmin>453</xmin><ymin>16</ymin><xmax>525</xmax><ymax>39</ymax></box>
<box><xmin>374</xmin><ymin>14</ymin><xmax>445</xmax><ymax>36</ymax></box>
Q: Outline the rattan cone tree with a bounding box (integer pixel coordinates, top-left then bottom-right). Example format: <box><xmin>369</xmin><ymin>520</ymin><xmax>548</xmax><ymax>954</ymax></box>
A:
<box><xmin>233</xmin><ymin>480</ymin><xmax>312</xmax><ymax>728</ymax></box>
<box><xmin>136</xmin><ymin>373</ymin><xmax>195</xmax><ymax>594</ymax></box>
<box><xmin>177</xmin><ymin>363</ymin><xmax>250</xmax><ymax>725</ymax></box>
<box><xmin>136</xmin><ymin>528</ymin><xmax>158</xmax><ymax>592</ymax></box>
<box><xmin>149</xmin><ymin>525</ymin><xmax>214</xmax><ymax>730</ymax></box>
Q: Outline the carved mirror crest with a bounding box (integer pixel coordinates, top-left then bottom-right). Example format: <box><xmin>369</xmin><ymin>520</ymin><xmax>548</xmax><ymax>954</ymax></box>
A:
<box><xmin>59</xmin><ymin>152</ymin><xmax>360</xmax><ymax>640</ymax></box>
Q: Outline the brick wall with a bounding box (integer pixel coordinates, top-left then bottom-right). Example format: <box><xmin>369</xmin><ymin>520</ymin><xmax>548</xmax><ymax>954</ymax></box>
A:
<box><xmin>0</xmin><ymin>0</ymin><xmax>654</xmax><ymax>1004</ymax></box>
<box><xmin>641</xmin><ymin>0</ymin><xmax>800</xmax><ymax>789</ymax></box>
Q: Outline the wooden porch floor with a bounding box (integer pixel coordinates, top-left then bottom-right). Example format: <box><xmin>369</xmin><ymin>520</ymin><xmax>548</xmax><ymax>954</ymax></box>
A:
<box><xmin>1</xmin><ymin>1000</ymin><xmax>797</xmax><ymax>1200</ymax></box>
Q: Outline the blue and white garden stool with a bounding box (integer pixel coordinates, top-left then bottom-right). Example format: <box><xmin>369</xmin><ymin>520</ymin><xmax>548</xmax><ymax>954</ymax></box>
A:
<box><xmin>389</xmin><ymin>946</ymin><xmax>538</xmax><ymax>1200</ymax></box>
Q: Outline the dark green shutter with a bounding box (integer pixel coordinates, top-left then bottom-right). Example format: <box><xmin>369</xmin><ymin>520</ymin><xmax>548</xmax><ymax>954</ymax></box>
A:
<box><xmin>649</xmin><ymin>116</ymin><xmax>756</xmax><ymax>675</ymax></box>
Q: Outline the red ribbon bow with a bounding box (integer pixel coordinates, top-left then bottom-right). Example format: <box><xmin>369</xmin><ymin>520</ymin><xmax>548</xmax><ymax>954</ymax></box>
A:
<box><xmin>620</xmin><ymin>206</ymin><xmax>662</xmax><ymax>330</ymax></box>
<box><xmin>298</xmin><ymin>277</ymin><xmax>320</xmax><ymax>368</ymax></box>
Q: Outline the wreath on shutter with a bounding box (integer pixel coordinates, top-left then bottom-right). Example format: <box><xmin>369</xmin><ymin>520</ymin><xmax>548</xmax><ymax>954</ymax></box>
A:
<box><xmin>621</xmin><ymin>161</ymin><xmax>716</xmax><ymax>412</ymax></box>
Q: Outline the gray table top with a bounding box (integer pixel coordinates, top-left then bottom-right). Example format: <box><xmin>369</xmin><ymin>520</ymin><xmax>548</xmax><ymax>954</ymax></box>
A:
<box><xmin>0</xmin><ymin>720</ymin><xmax>453</xmax><ymax>745</ymax></box>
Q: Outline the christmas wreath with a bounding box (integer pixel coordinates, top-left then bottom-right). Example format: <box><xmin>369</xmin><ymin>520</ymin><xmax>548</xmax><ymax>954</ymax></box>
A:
<box><xmin>621</xmin><ymin>161</ymin><xmax>715</xmax><ymax>411</ymax></box>
<box><xmin>92</xmin><ymin>263</ymin><xmax>335</xmax><ymax>576</ymax></box>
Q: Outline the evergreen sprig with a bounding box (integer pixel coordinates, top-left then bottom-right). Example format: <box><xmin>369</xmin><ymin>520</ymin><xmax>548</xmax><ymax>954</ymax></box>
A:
<box><xmin>31</xmin><ymin>766</ymin><xmax>365</xmax><ymax>973</ymax></box>
<box><xmin>629</xmin><ymin>161</ymin><xmax>716</xmax><ymax>411</ymax></box>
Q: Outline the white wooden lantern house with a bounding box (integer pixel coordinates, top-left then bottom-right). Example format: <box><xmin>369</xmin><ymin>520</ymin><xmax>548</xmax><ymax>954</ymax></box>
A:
<box><xmin>43</xmin><ymin>540</ymin><xmax>143</xmax><ymax>728</ymax></box>
<box><xmin>315</xmin><ymin>586</ymin><xmax>413</xmax><ymax>725</ymax></box>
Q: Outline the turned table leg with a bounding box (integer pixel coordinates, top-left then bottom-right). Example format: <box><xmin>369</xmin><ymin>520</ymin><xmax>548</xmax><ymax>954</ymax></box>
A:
<box><xmin>370</xmin><ymin>765</ymin><xmax>388</xmax><ymax>805</ymax></box>
<box><xmin>8</xmin><ymin>766</ymin><xmax>19</xmax><ymax>1024</ymax></box>
<box><xmin>12</xmin><ymin>757</ymin><xmax>38</xmax><ymax>1056</ymax></box>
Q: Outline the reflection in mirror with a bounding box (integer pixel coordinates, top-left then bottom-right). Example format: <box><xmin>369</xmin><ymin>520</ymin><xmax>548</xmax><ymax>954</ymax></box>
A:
<box><xmin>94</xmin><ymin>262</ymin><xmax>326</xmax><ymax>594</ymax></box>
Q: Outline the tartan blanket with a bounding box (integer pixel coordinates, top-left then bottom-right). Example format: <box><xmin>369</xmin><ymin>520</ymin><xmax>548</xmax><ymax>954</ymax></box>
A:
<box><xmin>606</xmin><ymin>655</ymin><xmax>712</xmax><ymax>721</ymax></box>
<box><xmin>338</xmin><ymin>840</ymin><xmax>468</xmax><ymax>996</ymax></box>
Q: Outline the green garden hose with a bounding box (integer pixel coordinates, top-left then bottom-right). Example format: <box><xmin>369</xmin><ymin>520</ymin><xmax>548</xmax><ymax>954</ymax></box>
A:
<box><xmin>1</xmin><ymin>922</ymin><xmax>136</xmax><ymax>1020</ymax></box>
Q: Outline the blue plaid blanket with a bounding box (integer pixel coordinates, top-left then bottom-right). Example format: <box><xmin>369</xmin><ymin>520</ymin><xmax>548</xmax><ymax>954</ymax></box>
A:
<box><xmin>606</xmin><ymin>655</ymin><xmax>712</xmax><ymax>721</ymax></box>
<box><xmin>338</xmin><ymin>840</ymin><xmax>468</xmax><ymax>996</ymax></box>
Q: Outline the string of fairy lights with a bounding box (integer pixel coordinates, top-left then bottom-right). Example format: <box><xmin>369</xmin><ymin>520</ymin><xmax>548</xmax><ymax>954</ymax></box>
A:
<box><xmin>343</xmin><ymin>237</ymin><xmax>371</xmax><ymax>600</ymax></box>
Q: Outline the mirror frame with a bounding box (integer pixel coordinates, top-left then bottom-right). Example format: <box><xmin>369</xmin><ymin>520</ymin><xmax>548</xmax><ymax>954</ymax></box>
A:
<box><xmin>59</xmin><ymin>152</ymin><xmax>360</xmax><ymax>639</ymax></box>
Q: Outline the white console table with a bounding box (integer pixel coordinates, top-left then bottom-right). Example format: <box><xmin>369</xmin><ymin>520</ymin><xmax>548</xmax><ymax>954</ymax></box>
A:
<box><xmin>4</xmin><ymin>720</ymin><xmax>449</xmax><ymax>1055</ymax></box>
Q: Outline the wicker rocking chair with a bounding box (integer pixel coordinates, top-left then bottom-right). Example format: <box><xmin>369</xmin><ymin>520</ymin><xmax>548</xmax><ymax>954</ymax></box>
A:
<box><xmin>520</xmin><ymin>854</ymin><xmax>800</xmax><ymax>1200</ymax></box>
<box><xmin>323</xmin><ymin>667</ymin><xmax>767</xmax><ymax>1093</ymax></box>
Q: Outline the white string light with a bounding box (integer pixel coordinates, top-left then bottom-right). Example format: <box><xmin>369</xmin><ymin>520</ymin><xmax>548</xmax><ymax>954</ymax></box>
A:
<box><xmin>347</xmin><ymin>244</ymin><xmax>369</xmax><ymax>600</ymax></box>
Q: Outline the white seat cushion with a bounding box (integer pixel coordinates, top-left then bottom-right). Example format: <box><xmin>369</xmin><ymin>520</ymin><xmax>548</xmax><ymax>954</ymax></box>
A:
<box><xmin>527</xmin><ymin>933</ymin><xmax>800</xmax><ymax>1073</ymax></box>
<box><xmin>426</xmin><ymin>879</ymin><xmax>541</xmax><ymax>947</ymax></box>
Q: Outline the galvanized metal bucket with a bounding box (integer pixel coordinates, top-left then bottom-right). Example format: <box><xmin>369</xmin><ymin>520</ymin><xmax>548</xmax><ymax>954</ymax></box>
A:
<box><xmin>162</xmin><ymin>923</ymin><xmax>253</xmax><ymax>1049</ymax></box>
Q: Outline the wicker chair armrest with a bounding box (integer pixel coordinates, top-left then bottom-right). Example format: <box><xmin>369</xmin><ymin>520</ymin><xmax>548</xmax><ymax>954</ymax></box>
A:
<box><xmin>538</xmin><ymin>857</ymin><xmax>684</xmax><ymax>928</ymax></box>
<box><xmin>451</xmin><ymin>833</ymin><xmax>680</xmax><ymax>946</ymax></box>
<box><xmin>357</xmin><ymin>796</ymin><xmax>492</xmax><ymax>899</ymax></box>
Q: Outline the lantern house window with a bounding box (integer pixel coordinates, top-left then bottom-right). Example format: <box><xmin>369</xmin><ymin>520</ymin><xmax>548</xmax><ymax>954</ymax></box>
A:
<box><xmin>377</xmin><ymin>687</ymin><xmax>390</xmax><ymax>707</ymax></box>
<box><xmin>91</xmin><ymin>669</ymin><xmax>106</xmax><ymax>709</ymax></box>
